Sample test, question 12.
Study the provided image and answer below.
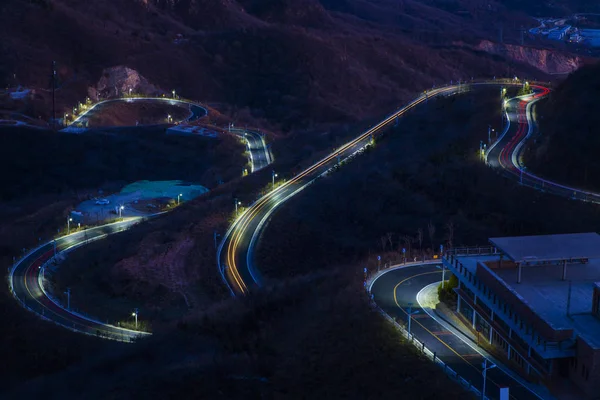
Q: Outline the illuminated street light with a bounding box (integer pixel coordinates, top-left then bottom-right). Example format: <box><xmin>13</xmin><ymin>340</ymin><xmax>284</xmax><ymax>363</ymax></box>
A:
<box><xmin>132</xmin><ymin>308</ymin><xmax>138</xmax><ymax>330</ymax></box>
<box><xmin>67</xmin><ymin>217</ymin><xmax>73</xmax><ymax>234</ymax></box>
<box><xmin>406</xmin><ymin>302</ymin><xmax>420</xmax><ymax>336</ymax></box>
<box><xmin>272</xmin><ymin>170</ymin><xmax>278</xmax><ymax>188</ymax></box>
<box><xmin>119</xmin><ymin>205</ymin><xmax>124</xmax><ymax>218</ymax></box>
<box><xmin>167</xmin><ymin>114</ymin><xmax>172</xmax><ymax>123</ymax></box>
<box><xmin>172</xmin><ymin>90</ymin><xmax>176</xmax><ymax>99</ymax></box>
<box><xmin>235</xmin><ymin>198</ymin><xmax>241</xmax><ymax>215</ymax></box>
<box><xmin>481</xmin><ymin>359</ymin><xmax>497</xmax><ymax>400</ymax></box>
<box><xmin>177</xmin><ymin>193</ymin><xmax>182</xmax><ymax>205</ymax></box>
<box><xmin>129</xmin><ymin>88</ymin><xmax>132</xmax><ymax>96</ymax></box>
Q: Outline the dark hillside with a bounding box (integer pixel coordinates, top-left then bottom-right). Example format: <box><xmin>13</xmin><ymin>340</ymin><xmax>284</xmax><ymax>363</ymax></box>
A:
<box><xmin>524</xmin><ymin>63</ymin><xmax>600</xmax><ymax>191</ymax></box>
<box><xmin>1</xmin><ymin>0</ymin><xmax>552</xmax><ymax>129</ymax></box>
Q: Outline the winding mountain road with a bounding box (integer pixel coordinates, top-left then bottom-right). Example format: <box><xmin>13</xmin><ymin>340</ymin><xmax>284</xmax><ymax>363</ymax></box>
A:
<box><xmin>8</xmin><ymin>97</ymin><xmax>271</xmax><ymax>341</ymax></box>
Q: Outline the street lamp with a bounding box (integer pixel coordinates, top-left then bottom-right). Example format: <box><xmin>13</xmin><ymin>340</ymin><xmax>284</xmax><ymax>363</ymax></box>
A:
<box><xmin>235</xmin><ymin>198</ymin><xmax>241</xmax><ymax>215</ymax></box>
<box><xmin>167</xmin><ymin>114</ymin><xmax>172</xmax><ymax>123</ymax></box>
<box><xmin>406</xmin><ymin>302</ymin><xmax>421</xmax><ymax>336</ymax></box>
<box><xmin>67</xmin><ymin>217</ymin><xmax>72</xmax><ymax>234</ymax></box>
<box><xmin>272</xmin><ymin>170</ymin><xmax>278</xmax><ymax>188</ymax></box>
<box><xmin>481</xmin><ymin>359</ymin><xmax>497</xmax><ymax>400</ymax></box>
<box><xmin>172</xmin><ymin>90</ymin><xmax>176</xmax><ymax>98</ymax></box>
<box><xmin>132</xmin><ymin>308</ymin><xmax>138</xmax><ymax>330</ymax></box>
<box><xmin>64</xmin><ymin>287</ymin><xmax>71</xmax><ymax>310</ymax></box>
<box><xmin>177</xmin><ymin>193</ymin><xmax>182</xmax><ymax>205</ymax></box>
<box><xmin>129</xmin><ymin>88</ymin><xmax>132</xmax><ymax>96</ymax></box>
<box><xmin>119</xmin><ymin>205</ymin><xmax>124</xmax><ymax>218</ymax></box>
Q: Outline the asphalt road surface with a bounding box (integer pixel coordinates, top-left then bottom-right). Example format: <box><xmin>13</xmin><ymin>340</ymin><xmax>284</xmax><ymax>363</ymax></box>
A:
<box><xmin>10</xmin><ymin>219</ymin><xmax>149</xmax><ymax>342</ymax></box>
<box><xmin>218</xmin><ymin>80</ymin><xmax>543</xmax><ymax>296</ymax></box>
<box><xmin>371</xmin><ymin>264</ymin><xmax>543</xmax><ymax>400</ymax></box>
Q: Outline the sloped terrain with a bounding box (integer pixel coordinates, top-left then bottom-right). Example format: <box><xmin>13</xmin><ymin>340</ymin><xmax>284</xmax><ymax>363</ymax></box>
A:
<box><xmin>0</xmin><ymin>0</ymin><xmax>562</xmax><ymax>130</ymax></box>
<box><xmin>525</xmin><ymin>63</ymin><xmax>600</xmax><ymax>191</ymax></box>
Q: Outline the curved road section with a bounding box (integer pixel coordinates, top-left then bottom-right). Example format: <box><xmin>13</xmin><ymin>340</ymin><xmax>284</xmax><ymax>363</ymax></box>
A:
<box><xmin>217</xmin><ymin>80</ymin><xmax>539</xmax><ymax>296</ymax></box>
<box><xmin>371</xmin><ymin>263</ymin><xmax>544</xmax><ymax>400</ymax></box>
<box><xmin>9</xmin><ymin>99</ymin><xmax>271</xmax><ymax>340</ymax></box>
<box><xmin>487</xmin><ymin>86</ymin><xmax>600</xmax><ymax>203</ymax></box>
<box><xmin>10</xmin><ymin>219</ymin><xmax>148</xmax><ymax>342</ymax></box>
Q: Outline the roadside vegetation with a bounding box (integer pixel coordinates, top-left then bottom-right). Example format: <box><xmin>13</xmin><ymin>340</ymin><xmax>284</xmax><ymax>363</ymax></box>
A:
<box><xmin>82</xmin><ymin>101</ymin><xmax>192</xmax><ymax>127</ymax></box>
<box><xmin>8</xmin><ymin>270</ymin><xmax>468</xmax><ymax>399</ymax></box>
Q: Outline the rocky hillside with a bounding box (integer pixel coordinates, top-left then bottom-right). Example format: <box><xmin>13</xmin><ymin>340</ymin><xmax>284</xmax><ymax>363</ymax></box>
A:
<box><xmin>525</xmin><ymin>63</ymin><xmax>600</xmax><ymax>191</ymax></box>
<box><xmin>0</xmin><ymin>0</ymin><xmax>563</xmax><ymax>130</ymax></box>
<box><xmin>476</xmin><ymin>40</ymin><xmax>583</xmax><ymax>75</ymax></box>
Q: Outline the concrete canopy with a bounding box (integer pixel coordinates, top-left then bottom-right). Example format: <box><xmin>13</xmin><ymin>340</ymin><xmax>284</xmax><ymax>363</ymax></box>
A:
<box><xmin>489</xmin><ymin>233</ymin><xmax>600</xmax><ymax>263</ymax></box>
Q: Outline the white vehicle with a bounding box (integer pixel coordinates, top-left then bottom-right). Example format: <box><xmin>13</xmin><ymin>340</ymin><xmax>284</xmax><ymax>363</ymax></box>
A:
<box><xmin>95</xmin><ymin>199</ymin><xmax>110</xmax><ymax>205</ymax></box>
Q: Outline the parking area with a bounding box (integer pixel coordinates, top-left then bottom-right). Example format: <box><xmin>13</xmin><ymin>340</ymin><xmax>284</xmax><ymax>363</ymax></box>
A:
<box><xmin>74</xmin><ymin>180</ymin><xmax>209</xmax><ymax>224</ymax></box>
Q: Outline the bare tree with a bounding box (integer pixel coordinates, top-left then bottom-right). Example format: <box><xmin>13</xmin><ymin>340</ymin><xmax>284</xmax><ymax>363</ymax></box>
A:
<box><xmin>416</xmin><ymin>228</ymin><xmax>423</xmax><ymax>261</ymax></box>
<box><xmin>445</xmin><ymin>221</ymin><xmax>455</xmax><ymax>249</ymax></box>
<box><xmin>386</xmin><ymin>232</ymin><xmax>394</xmax><ymax>251</ymax></box>
<box><xmin>427</xmin><ymin>220</ymin><xmax>436</xmax><ymax>252</ymax></box>
<box><xmin>401</xmin><ymin>235</ymin><xmax>413</xmax><ymax>259</ymax></box>
<box><xmin>380</xmin><ymin>236</ymin><xmax>387</xmax><ymax>252</ymax></box>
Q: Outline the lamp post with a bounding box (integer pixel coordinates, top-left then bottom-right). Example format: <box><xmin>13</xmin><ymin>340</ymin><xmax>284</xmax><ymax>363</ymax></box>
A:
<box><xmin>481</xmin><ymin>359</ymin><xmax>497</xmax><ymax>400</ymax></box>
<box><xmin>67</xmin><ymin>217</ymin><xmax>72</xmax><ymax>234</ymax></box>
<box><xmin>119</xmin><ymin>205</ymin><xmax>124</xmax><ymax>218</ymax></box>
<box><xmin>272</xmin><ymin>170</ymin><xmax>277</xmax><ymax>188</ymax></box>
<box><xmin>235</xmin><ymin>198</ymin><xmax>241</xmax><ymax>215</ymax></box>
<box><xmin>132</xmin><ymin>308</ymin><xmax>138</xmax><ymax>330</ymax></box>
<box><xmin>172</xmin><ymin>90</ymin><xmax>176</xmax><ymax>99</ymax></box>
<box><xmin>406</xmin><ymin>302</ymin><xmax>421</xmax><ymax>336</ymax></box>
<box><xmin>177</xmin><ymin>193</ymin><xmax>182</xmax><ymax>205</ymax></box>
<box><xmin>64</xmin><ymin>287</ymin><xmax>71</xmax><ymax>310</ymax></box>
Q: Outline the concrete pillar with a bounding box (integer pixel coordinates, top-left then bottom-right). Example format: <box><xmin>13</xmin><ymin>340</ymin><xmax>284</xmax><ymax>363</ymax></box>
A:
<box><xmin>489</xmin><ymin>326</ymin><xmax>493</xmax><ymax>344</ymax></box>
<box><xmin>472</xmin><ymin>309</ymin><xmax>477</xmax><ymax>330</ymax></box>
<box><xmin>457</xmin><ymin>294</ymin><xmax>461</xmax><ymax>313</ymax></box>
<box><xmin>508</xmin><ymin>344</ymin><xmax>512</xmax><ymax>359</ymax></box>
<box><xmin>562</xmin><ymin>260</ymin><xmax>567</xmax><ymax>281</ymax></box>
<box><xmin>517</xmin><ymin>262</ymin><xmax>522</xmax><ymax>283</ymax></box>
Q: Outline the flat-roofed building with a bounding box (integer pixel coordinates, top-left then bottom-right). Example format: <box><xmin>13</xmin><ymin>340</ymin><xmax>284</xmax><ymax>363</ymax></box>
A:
<box><xmin>442</xmin><ymin>233</ymin><xmax>600</xmax><ymax>397</ymax></box>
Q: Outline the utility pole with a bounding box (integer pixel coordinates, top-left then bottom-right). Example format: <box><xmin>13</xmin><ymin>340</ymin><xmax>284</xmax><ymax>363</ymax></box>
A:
<box><xmin>64</xmin><ymin>288</ymin><xmax>71</xmax><ymax>310</ymax></box>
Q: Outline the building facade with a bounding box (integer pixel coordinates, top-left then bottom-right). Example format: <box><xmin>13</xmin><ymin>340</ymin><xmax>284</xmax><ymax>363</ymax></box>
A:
<box><xmin>442</xmin><ymin>233</ymin><xmax>600</xmax><ymax>397</ymax></box>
